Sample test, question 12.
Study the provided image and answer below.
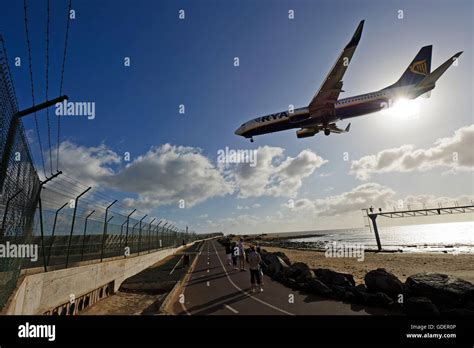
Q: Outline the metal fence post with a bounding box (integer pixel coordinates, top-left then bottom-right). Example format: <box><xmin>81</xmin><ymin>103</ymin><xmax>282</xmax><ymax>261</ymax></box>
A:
<box><xmin>168</xmin><ymin>226</ymin><xmax>175</xmax><ymax>247</ymax></box>
<box><xmin>161</xmin><ymin>222</ymin><xmax>168</xmax><ymax>248</ymax></box>
<box><xmin>101</xmin><ymin>200</ymin><xmax>117</xmax><ymax>262</ymax></box>
<box><xmin>119</xmin><ymin>219</ymin><xmax>127</xmax><ymax>253</ymax></box>
<box><xmin>131</xmin><ymin>221</ymin><xmax>139</xmax><ymax>255</ymax></box>
<box><xmin>147</xmin><ymin>218</ymin><xmax>156</xmax><ymax>253</ymax></box>
<box><xmin>81</xmin><ymin>210</ymin><xmax>95</xmax><ymax>261</ymax></box>
<box><xmin>137</xmin><ymin>215</ymin><xmax>147</xmax><ymax>255</ymax></box>
<box><xmin>65</xmin><ymin>187</ymin><xmax>91</xmax><ymax>268</ymax></box>
<box><xmin>46</xmin><ymin>202</ymin><xmax>68</xmax><ymax>266</ymax></box>
<box><xmin>155</xmin><ymin>220</ymin><xmax>162</xmax><ymax>248</ymax></box>
<box><xmin>36</xmin><ymin>171</ymin><xmax>62</xmax><ymax>272</ymax></box>
<box><xmin>124</xmin><ymin>209</ymin><xmax>136</xmax><ymax>257</ymax></box>
<box><xmin>37</xmin><ymin>196</ymin><xmax>47</xmax><ymax>272</ymax></box>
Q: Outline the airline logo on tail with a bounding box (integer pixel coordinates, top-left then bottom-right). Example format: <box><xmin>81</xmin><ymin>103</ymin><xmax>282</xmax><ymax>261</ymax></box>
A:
<box><xmin>409</xmin><ymin>59</ymin><xmax>428</xmax><ymax>75</ymax></box>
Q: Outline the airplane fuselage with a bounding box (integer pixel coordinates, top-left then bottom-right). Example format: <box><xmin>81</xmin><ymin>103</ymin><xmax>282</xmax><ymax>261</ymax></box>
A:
<box><xmin>235</xmin><ymin>85</ymin><xmax>432</xmax><ymax>138</ymax></box>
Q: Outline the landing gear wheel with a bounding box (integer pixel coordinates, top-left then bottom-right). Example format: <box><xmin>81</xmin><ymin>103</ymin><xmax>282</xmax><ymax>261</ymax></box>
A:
<box><xmin>324</xmin><ymin>129</ymin><xmax>330</xmax><ymax>136</ymax></box>
<box><xmin>250</xmin><ymin>138</ymin><xmax>254</xmax><ymax>143</ymax></box>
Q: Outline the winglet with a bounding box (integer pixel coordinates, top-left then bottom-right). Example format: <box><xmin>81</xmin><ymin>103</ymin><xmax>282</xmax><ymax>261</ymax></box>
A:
<box><xmin>453</xmin><ymin>51</ymin><xmax>463</xmax><ymax>59</ymax></box>
<box><xmin>346</xmin><ymin>20</ymin><xmax>365</xmax><ymax>48</ymax></box>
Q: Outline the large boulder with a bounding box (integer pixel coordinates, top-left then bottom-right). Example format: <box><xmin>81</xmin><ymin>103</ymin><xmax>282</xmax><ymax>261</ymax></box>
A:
<box><xmin>282</xmin><ymin>277</ymin><xmax>300</xmax><ymax>290</ymax></box>
<box><xmin>404</xmin><ymin>297</ymin><xmax>440</xmax><ymax>316</ymax></box>
<box><xmin>272</xmin><ymin>251</ymin><xmax>291</xmax><ymax>266</ymax></box>
<box><xmin>329</xmin><ymin>285</ymin><xmax>347</xmax><ymax>299</ymax></box>
<box><xmin>350</xmin><ymin>284</ymin><xmax>370</xmax><ymax>304</ymax></box>
<box><xmin>285</xmin><ymin>262</ymin><xmax>314</xmax><ymax>283</ymax></box>
<box><xmin>467</xmin><ymin>301</ymin><xmax>474</xmax><ymax>312</ymax></box>
<box><xmin>365</xmin><ymin>268</ymin><xmax>404</xmax><ymax>297</ymax></box>
<box><xmin>441</xmin><ymin>308</ymin><xmax>474</xmax><ymax>316</ymax></box>
<box><xmin>314</xmin><ymin>268</ymin><xmax>355</xmax><ymax>288</ymax></box>
<box><xmin>365</xmin><ymin>292</ymin><xmax>394</xmax><ymax>308</ymax></box>
<box><xmin>304</xmin><ymin>278</ymin><xmax>333</xmax><ymax>298</ymax></box>
<box><xmin>405</xmin><ymin>273</ymin><xmax>474</xmax><ymax>308</ymax></box>
<box><xmin>261</xmin><ymin>253</ymin><xmax>290</xmax><ymax>279</ymax></box>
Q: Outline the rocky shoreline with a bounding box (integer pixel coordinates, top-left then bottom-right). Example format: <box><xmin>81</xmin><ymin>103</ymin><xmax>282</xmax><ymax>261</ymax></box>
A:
<box><xmin>219</xmin><ymin>238</ymin><xmax>474</xmax><ymax>315</ymax></box>
<box><xmin>256</xmin><ymin>239</ymin><xmax>329</xmax><ymax>251</ymax></box>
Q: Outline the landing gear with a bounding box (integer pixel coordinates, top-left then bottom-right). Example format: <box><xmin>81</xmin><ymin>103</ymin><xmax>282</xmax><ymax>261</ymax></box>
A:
<box><xmin>324</xmin><ymin>129</ymin><xmax>331</xmax><ymax>136</ymax></box>
<box><xmin>250</xmin><ymin>137</ymin><xmax>254</xmax><ymax>143</ymax></box>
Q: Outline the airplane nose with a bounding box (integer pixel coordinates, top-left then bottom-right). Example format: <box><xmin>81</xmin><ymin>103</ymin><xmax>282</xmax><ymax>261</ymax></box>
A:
<box><xmin>234</xmin><ymin>127</ymin><xmax>243</xmax><ymax>136</ymax></box>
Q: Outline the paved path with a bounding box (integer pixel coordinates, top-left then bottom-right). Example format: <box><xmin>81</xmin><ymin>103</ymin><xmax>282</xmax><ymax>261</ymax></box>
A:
<box><xmin>172</xmin><ymin>240</ymin><xmax>387</xmax><ymax>315</ymax></box>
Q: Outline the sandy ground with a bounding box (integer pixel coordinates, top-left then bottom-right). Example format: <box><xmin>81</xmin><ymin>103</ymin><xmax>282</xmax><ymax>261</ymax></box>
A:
<box><xmin>80</xmin><ymin>291</ymin><xmax>165</xmax><ymax>315</ymax></box>
<box><xmin>263</xmin><ymin>246</ymin><xmax>474</xmax><ymax>285</ymax></box>
<box><xmin>79</xmin><ymin>254</ymin><xmax>178</xmax><ymax>315</ymax></box>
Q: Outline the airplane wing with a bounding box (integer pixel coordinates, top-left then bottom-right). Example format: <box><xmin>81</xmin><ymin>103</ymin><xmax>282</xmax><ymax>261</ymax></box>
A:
<box><xmin>307</xmin><ymin>20</ymin><xmax>364</xmax><ymax>116</ymax></box>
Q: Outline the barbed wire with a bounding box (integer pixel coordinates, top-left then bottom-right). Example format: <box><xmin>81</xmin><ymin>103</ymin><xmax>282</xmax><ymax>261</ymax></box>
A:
<box><xmin>57</xmin><ymin>0</ymin><xmax>73</xmax><ymax>171</ymax></box>
<box><xmin>23</xmin><ymin>0</ymin><xmax>47</xmax><ymax>177</ymax></box>
<box><xmin>45</xmin><ymin>0</ymin><xmax>53</xmax><ymax>175</ymax></box>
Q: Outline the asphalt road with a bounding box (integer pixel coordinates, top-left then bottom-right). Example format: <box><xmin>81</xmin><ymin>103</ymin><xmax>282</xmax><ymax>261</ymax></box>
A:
<box><xmin>172</xmin><ymin>240</ymin><xmax>387</xmax><ymax>315</ymax></box>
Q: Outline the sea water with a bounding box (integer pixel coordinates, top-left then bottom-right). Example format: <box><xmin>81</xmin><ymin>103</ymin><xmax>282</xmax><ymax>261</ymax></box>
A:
<box><xmin>287</xmin><ymin>221</ymin><xmax>474</xmax><ymax>253</ymax></box>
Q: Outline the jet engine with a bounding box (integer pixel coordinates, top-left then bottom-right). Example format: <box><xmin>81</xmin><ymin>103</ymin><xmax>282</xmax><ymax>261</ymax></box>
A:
<box><xmin>296</xmin><ymin>128</ymin><xmax>319</xmax><ymax>138</ymax></box>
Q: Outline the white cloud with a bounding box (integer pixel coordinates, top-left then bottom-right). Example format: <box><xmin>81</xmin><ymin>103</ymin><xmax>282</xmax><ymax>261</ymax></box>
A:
<box><xmin>283</xmin><ymin>184</ymin><xmax>474</xmax><ymax>218</ymax></box>
<box><xmin>200</xmin><ymin>186</ymin><xmax>473</xmax><ymax>234</ymax></box>
<box><xmin>53</xmin><ymin>142</ymin><xmax>325</xmax><ymax>209</ymax></box>
<box><xmin>350</xmin><ymin>124</ymin><xmax>474</xmax><ymax>180</ymax></box>
<box><xmin>105</xmin><ymin>144</ymin><xmax>234</xmax><ymax>208</ymax></box>
<box><xmin>50</xmin><ymin>141</ymin><xmax>121</xmax><ymax>186</ymax></box>
<box><xmin>53</xmin><ymin>142</ymin><xmax>232</xmax><ymax>209</ymax></box>
<box><xmin>285</xmin><ymin>183</ymin><xmax>396</xmax><ymax>216</ymax></box>
<box><xmin>228</xmin><ymin>146</ymin><xmax>327</xmax><ymax>198</ymax></box>
<box><xmin>237</xmin><ymin>203</ymin><xmax>262</xmax><ymax>210</ymax></box>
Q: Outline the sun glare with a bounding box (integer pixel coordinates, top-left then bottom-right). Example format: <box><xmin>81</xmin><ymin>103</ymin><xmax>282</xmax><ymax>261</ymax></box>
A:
<box><xmin>384</xmin><ymin>97</ymin><xmax>421</xmax><ymax>119</ymax></box>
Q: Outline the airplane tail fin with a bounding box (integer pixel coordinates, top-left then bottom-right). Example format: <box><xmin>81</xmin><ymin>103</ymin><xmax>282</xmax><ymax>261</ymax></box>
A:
<box><xmin>390</xmin><ymin>45</ymin><xmax>432</xmax><ymax>87</ymax></box>
<box><xmin>416</xmin><ymin>51</ymin><xmax>463</xmax><ymax>89</ymax></box>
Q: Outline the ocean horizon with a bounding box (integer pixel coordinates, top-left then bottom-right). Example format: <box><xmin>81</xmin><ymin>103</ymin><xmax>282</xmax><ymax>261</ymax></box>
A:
<box><xmin>275</xmin><ymin>221</ymin><xmax>474</xmax><ymax>253</ymax></box>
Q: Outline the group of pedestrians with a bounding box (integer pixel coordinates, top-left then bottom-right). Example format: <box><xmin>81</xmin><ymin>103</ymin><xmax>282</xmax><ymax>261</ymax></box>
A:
<box><xmin>224</xmin><ymin>238</ymin><xmax>264</xmax><ymax>293</ymax></box>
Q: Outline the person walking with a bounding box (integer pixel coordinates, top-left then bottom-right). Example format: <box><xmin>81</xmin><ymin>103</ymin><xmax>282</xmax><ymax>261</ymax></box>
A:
<box><xmin>255</xmin><ymin>244</ymin><xmax>264</xmax><ymax>286</ymax></box>
<box><xmin>247</xmin><ymin>245</ymin><xmax>263</xmax><ymax>293</ymax></box>
<box><xmin>231</xmin><ymin>242</ymin><xmax>238</xmax><ymax>270</ymax></box>
<box><xmin>225</xmin><ymin>240</ymin><xmax>233</xmax><ymax>266</ymax></box>
<box><xmin>238</xmin><ymin>238</ymin><xmax>246</xmax><ymax>271</ymax></box>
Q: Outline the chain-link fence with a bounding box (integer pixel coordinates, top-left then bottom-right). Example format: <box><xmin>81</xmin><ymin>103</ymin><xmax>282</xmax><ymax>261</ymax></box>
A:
<box><xmin>0</xmin><ymin>36</ymin><xmax>41</xmax><ymax>309</ymax></box>
<box><xmin>0</xmin><ymin>34</ymin><xmax>204</xmax><ymax>312</ymax></box>
<box><xmin>21</xmin><ymin>208</ymin><xmax>198</xmax><ymax>270</ymax></box>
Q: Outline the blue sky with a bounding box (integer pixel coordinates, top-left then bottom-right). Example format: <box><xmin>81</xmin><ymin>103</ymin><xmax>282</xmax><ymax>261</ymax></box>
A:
<box><xmin>2</xmin><ymin>0</ymin><xmax>473</xmax><ymax>234</ymax></box>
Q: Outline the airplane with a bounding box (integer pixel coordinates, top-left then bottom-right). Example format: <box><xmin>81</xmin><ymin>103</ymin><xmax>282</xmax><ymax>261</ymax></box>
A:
<box><xmin>234</xmin><ymin>20</ymin><xmax>462</xmax><ymax>142</ymax></box>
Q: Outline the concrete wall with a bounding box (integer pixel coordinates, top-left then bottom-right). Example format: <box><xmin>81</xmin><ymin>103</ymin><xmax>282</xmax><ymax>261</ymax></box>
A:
<box><xmin>4</xmin><ymin>245</ymin><xmax>190</xmax><ymax>315</ymax></box>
